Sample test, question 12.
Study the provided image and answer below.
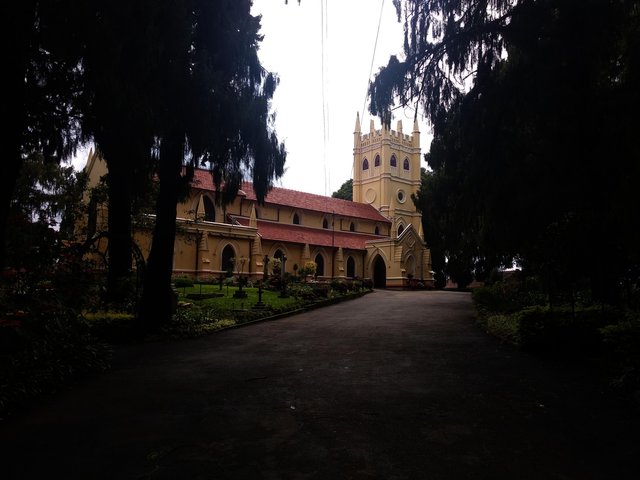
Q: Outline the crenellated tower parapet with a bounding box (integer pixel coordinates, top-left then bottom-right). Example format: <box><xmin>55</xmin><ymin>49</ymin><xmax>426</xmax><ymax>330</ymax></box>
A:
<box><xmin>352</xmin><ymin>114</ymin><xmax>423</xmax><ymax>240</ymax></box>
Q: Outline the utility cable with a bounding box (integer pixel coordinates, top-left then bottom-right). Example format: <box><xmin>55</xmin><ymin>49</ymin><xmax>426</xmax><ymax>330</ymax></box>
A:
<box><xmin>361</xmin><ymin>0</ymin><xmax>386</xmax><ymax>120</ymax></box>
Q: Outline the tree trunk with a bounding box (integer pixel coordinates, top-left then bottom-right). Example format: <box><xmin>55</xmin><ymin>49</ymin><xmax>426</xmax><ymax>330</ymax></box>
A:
<box><xmin>0</xmin><ymin>156</ymin><xmax>22</xmax><ymax>270</ymax></box>
<box><xmin>139</xmin><ymin>132</ymin><xmax>183</xmax><ymax>330</ymax></box>
<box><xmin>3</xmin><ymin>2</ymin><xmax>35</xmax><ymax>269</ymax></box>
<box><xmin>104</xmin><ymin>159</ymin><xmax>133</xmax><ymax>303</ymax></box>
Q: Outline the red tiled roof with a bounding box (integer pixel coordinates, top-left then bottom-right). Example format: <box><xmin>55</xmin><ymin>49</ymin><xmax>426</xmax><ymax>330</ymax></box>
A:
<box><xmin>191</xmin><ymin>169</ymin><xmax>389</xmax><ymax>223</ymax></box>
<box><xmin>234</xmin><ymin>217</ymin><xmax>383</xmax><ymax>250</ymax></box>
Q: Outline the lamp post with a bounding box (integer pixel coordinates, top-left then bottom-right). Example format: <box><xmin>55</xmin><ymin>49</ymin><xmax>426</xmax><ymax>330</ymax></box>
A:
<box><xmin>233</xmin><ymin>257</ymin><xmax>248</xmax><ymax>298</ymax></box>
<box><xmin>279</xmin><ymin>254</ymin><xmax>288</xmax><ymax>298</ymax></box>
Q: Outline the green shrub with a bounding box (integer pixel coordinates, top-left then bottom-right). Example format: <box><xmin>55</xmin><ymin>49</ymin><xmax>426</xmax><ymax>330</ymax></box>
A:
<box><xmin>601</xmin><ymin>313</ymin><xmax>640</xmax><ymax>389</ymax></box>
<box><xmin>363</xmin><ymin>279</ymin><xmax>374</xmax><ymax>290</ymax></box>
<box><xmin>84</xmin><ymin>311</ymin><xmax>137</xmax><ymax>343</ymax></box>
<box><xmin>288</xmin><ymin>283</ymin><xmax>315</xmax><ymax>300</ymax></box>
<box><xmin>514</xmin><ymin>306</ymin><xmax>618</xmax><ymax>352</ymax></box>
<box><xmin>473</xmin><ymin>281</ymin><xmax>546</xmax><ymax>317</ymax></box>
<box><xmin>173</xmin><ymin>275</ymin><xmax>194</xmax><ymax>288</ymax></box>
<box><xmin>166</xmin><ymin>308</ymin><xmax>236</xmax><ymax>337</ymax></box>
<box><xmin>313</xmin><ymin>284</ymin><xmax>331</xmax><ymax>299</ymax></box>
<box><xmin>482</xmin><ymin>305</ymin><xmax>622</xmax><ymax>354</ymax></box>
<box><xmin>330</xmin><ymin>280</ymin><xmax>348</xmax><ymax>294</ymax></box>
<box><xmin>486</xmin><ymin>313</ymin><xmax>521</xmax><ymax>345</ymax></box>
<box><xmin>0</xmin><ymin>309</ymin><xmax>111</xmax><ymax>416</ymax></box>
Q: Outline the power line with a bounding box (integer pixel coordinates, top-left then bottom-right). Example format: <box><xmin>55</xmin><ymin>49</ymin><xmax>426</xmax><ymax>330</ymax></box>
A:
<box><xmin>353</xmin><ymin>0</ymin><xmax>386</xmax><ymax>183</ymax></box>
<box><xmin>361</xmin><ymin>0</ymin><xmax>386</xmax><ymax>120</ymax></box>
<box><xmin>320</xmin><ymin>0</ymin><xmax>329</xmax><ymax>196</ymax></box>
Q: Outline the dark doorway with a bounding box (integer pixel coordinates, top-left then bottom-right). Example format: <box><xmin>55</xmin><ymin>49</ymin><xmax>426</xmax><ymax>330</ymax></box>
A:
<box><xmin>373</xmin><ymin>255</ymin><xmax>386</xmax><ymax>288</ymax></box>
<box><xmin>315</xmin><ymin>253</ymin><xmax>325</xmax><ymax>276</ymax></box>
<box><xmin>346</xmin><ymin>256</ymin><xmax>356</xmax><ymax>278</ymax></box>
<box><xmin>221</xmin><ymin>245</ymin><xmax>235</xmax><ymax>275</ymax></box>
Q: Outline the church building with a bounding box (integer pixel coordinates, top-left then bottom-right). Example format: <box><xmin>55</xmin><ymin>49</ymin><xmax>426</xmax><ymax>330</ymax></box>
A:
<box><xmin>83</xmin><ymin>116</ymin><xmax>433</xmax><ymax>288</ymax></box>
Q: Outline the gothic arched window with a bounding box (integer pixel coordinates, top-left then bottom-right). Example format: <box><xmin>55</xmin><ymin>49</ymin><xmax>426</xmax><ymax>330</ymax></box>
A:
<box><xmin>363</xmin><ymin>158</ymin><xmax>369</xmax><ymax>170</ymax></box>
<box><xmin>322</xmin><ymin>218</ymin><xmax>329</xmax><ymax>229</ymax></box>
<box><xmin>403</xmin><ymin>158</ymin><xmax>410</xmax><ymax>170</ymax></box>
<box><xmin>203</xmin><ymin>196</ymin><xmax>215</xmax><ymax>222</ymax></box>
<box><xmin>390</xmin><ymin>154</ymin><xmax>397</xmax><ymax>167</ymax></box>
<box><xmin>293</xmin><ymin>213</ymin><xmax>300</xmax><ymax>225</ymax></box>
<box><xmin>374</xmin><ymin>154</ymin><xmax>381</xmax><ymax>167</ymax></box>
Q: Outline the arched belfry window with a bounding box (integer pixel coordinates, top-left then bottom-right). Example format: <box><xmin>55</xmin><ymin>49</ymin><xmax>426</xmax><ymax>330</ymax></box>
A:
<box><xmin>322</xmin><ymin>218</ymin><xmax>329</xmax><ymax>229</ymax></box>
<box><xmin>390</xmin><ymin>154</ymin><xmax>397</xmax><ymax>167</ymax></box>
<box><xmin>374</xmin><ymin>154</ymin><xmax>381</xmax><ymax>167</ymax></box>
<box><xmin>293</xmin><ymin>213</ymin><xmax>300</xmax><ymax>225</ymax></box>
<box><xmin>362</xmin><ymin>158</ymin><xmax>369</xmax><ymax>170</ymax></box>
<box><xmin>203</xmin><ymin>196</ymin><xmax>215</xmax><ymax>222</ymax></box>
<box><xmin>403</xmin><ymin>158</ymin><xmax>410</xmax><ymax>170</ymax></box>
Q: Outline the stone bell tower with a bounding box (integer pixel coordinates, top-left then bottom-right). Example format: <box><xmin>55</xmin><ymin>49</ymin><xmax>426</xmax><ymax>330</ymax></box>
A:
<box><xmin>352</xmin><ymin>113</ymin><xmax>423</xmax><ymax>238</ymax></box>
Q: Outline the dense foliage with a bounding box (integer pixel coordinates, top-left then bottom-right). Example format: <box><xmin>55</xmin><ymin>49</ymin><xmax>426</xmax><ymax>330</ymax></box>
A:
<box><xmin>8</xmin><ymin>1</ymin><xmax>287</xmax><ymax>327</ymax></box>
<box><xmin>332</xmin><ymin>179</ymin><xmax>353</xmax><ymax>201</ymax></box>
<box><xmin>375</xmin><ymin>1</ymin><xmax>640</xmax><ymax>299</ymax></box>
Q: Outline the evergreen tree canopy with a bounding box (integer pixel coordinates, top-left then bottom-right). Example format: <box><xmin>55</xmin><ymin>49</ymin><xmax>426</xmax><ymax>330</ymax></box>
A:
<box><xmin>377</xmin><ymin>1</ymin><xmax>640</xmax><ymax>298</ymax></box>
<box><xmin>332</xmin><ymin>179</ymin><xmax>353</xmax><ymax>201</ymax></box>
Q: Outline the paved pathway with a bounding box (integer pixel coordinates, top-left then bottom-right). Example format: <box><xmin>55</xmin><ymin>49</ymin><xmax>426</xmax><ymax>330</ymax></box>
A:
<box><xmin>1</xmin><ymin>290</ymin><xmax>638</xmax><ymax>479</ymax></box>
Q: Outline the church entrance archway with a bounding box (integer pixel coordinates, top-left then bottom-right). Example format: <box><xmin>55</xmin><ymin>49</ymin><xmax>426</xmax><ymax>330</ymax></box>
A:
<box><xmin>221</xmin><ymin>245</ymin><xmax>235</xmax><ymax>275</ymax></box>
<box><xmin>373</xmin><ymin>255</ymin><xmax>386</xmax><ymax>288</ymax></box>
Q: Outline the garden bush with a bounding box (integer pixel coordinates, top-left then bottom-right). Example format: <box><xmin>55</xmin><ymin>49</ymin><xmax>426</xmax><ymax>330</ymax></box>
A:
<box><xmin>166</xmin><ymin>308</ymin><xmax>236</xmax><ymax>337</ymax></box>
<box><xmin>173</xmin><ymin>275</ymin><xmax>194</xmax><ymax>288</ymax></box>
<box><xmin>330</xmin><ymin>280</ymin><xmax>348</xmax><ymax>295</ymax></box>
<box><xmin>312</xmin><ymin>284</ymin><xmax>331</xmax><ymax>299</ymax></box>
<box><xmin>84</xmin><ymin>311</ymin><xmax>138</xmax><ymax>343</ymax></box>
<box><xmin>601</xmin><ymin>313</ymin><xmax>640</xmax><ymax>389</ymax></box>
<box><xmin>0</xmin><ymin>309</ymin><xmax>111</xmax><ymax>416</ymax></box>
<box><xmin>473</xmin><ymin>280</ymin><xmax>546</xmax><ymax>316</ymax></box>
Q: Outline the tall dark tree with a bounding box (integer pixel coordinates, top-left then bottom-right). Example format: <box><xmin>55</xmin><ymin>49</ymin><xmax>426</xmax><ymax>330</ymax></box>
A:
<box><xmin>4</xmin><ymin>1</ymin><xmax>88</xmax><ymax>269</ymax></box>
<box><xmin>138</xmin><ymin>0</ymin><xmax>286</xmax><ymax>327</ymax></box>
<box><xmin>372</xmin><ymin>0</ymin><xmax>640</xmax><ymax>299</ymax></box>
<box><xmin>332</xmin><ymin>179</ymin><xmax>353</xmax><ymax>201</ymax></box>
<box><xmin>80</xmin><ymin>1</ymin><xmax>157</xmax><ymax>301</ymax></box>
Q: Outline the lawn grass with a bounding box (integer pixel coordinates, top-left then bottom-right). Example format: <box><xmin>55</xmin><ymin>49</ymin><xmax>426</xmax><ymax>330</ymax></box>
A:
<box><xmin>178</xmin><ymin>284</ymin><xmax>300</xmax><ymax>310</ymax></box>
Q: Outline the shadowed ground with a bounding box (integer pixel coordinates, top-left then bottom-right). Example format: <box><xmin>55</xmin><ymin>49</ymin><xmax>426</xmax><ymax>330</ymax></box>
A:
<box><xmin>1</xmin><ymin>290</ymin><xmax>638</xmax><ymax>479</ymax></box>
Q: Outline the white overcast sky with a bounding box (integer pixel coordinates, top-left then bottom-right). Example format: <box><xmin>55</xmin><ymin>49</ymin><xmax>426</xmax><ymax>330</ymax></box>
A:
<box><xmin>74</xmin><ymin>0</ymin><xmax>432</xmax><ymax>196</ymax></box>
<box><xmin>252</xmin><ymin>0</ymin><xmax>432</xmax><ymax>195</ymax></box>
